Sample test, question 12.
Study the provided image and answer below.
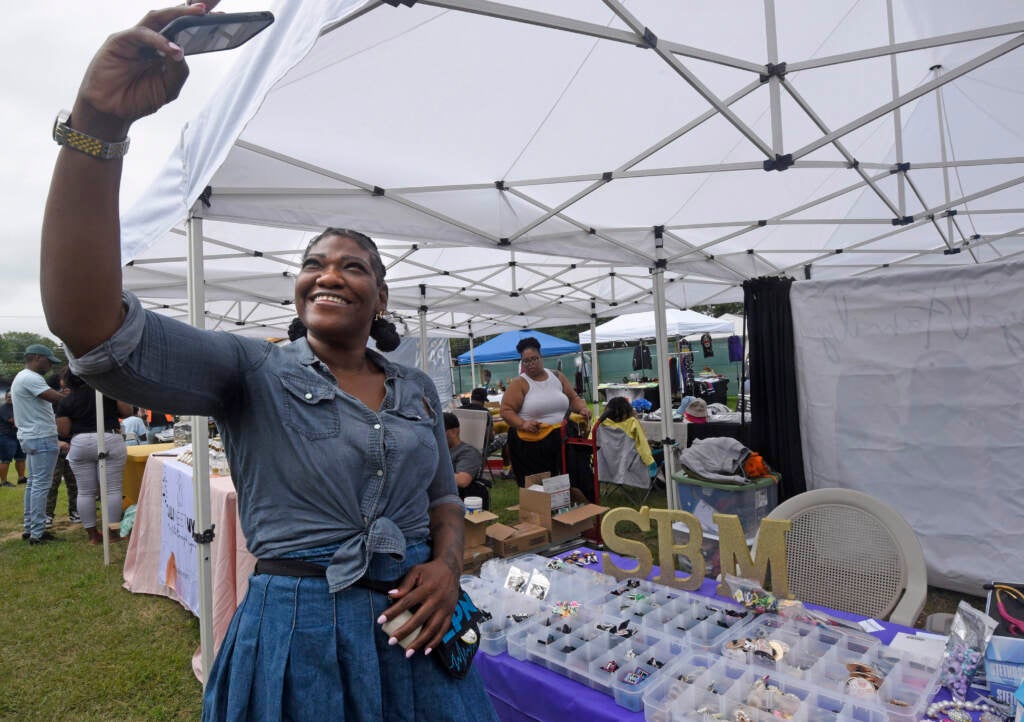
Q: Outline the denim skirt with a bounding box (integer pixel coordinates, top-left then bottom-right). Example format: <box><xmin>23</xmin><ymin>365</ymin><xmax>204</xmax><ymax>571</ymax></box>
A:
<box><xmin>202</xmin><ymin>541</ymin><xmax>498</xmax><ymax>722</ymax></box>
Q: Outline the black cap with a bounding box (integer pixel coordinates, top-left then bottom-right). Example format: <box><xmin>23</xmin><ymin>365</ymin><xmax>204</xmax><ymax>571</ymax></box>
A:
<box><xmin>443</xmin><ymin>412</ymin><xmax>459</xmax><ymax>430</ymax></box>
<box><xmin>470</xmin><ymin>387</ymin><xmax>488</xmax><ymax>403</ymax></box>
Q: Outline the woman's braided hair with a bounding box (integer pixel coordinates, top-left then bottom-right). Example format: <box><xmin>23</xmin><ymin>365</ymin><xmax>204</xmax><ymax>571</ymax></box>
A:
<box><xmin>290</xmin><ymin>228</ymin><xmax>401</xmax><ymax>352</ymax></box>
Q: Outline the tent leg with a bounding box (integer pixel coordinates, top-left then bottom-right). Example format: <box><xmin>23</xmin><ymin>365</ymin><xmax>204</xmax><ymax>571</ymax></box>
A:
<box><xmin>187</xmin><ymin>207</ymin><xmax>216</xmax><ymax>687</ymax></box>
<box><xmin>418</xmin><ymin>284</ymin><xmax>429</xmax><ymax>373</ymax></box>
<box><xmin>95</xmin><ymin>390</ymin><xmax>111</xmax><ymax>566</ymax></box>
<box><xmin>589</xmin><ymin>309</ymin><xmax>600</xmax><ymax>411</ymax></box>
<box><xmin>652</xmin><ymin>241</ymin><xmax>677</xmax><ymax>510</ymax></box>
<box><xmin>468</xmin><ymin>322</ymin><xmax>476</xmax><ymax>389</ymax></box>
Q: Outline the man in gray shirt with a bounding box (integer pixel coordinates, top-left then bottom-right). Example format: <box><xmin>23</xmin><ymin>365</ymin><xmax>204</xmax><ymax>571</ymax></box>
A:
<box><xmin>443</xmin><ymin>412</ymin><xmax>489</xmax><ymax>510</ymax></box>
<box><xmin>11</xmin><ymin>344</ymin><xmax>66</xmax><ymax>544</ymax></box>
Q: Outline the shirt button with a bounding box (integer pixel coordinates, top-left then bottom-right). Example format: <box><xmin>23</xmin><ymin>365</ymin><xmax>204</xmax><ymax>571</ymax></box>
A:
<box><xmin>304</xmin><ymin>392</ymin><xmax>312</xmax><ymax>399</ymax></box>
<box><xmin>373</xmin><ymin>424</ymin><xmax>381</xmax><ymax>430</ymax></box>
<box><xmin>377</xmin><ymin>470</ymin><xmax>384</xmax><ymax>477</ymax></box>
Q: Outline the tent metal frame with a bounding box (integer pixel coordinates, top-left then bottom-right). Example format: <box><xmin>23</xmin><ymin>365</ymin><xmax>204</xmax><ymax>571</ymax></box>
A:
<box><xmin>119</xmin><ymin>0</ymin><xmax>1024</xmax><ymax>683</ymax></box>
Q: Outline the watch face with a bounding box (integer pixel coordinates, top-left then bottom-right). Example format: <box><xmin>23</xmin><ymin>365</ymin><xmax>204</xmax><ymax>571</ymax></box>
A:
<box><xmin>53</xmin><ymin>110</ymin><xmax>71</xmax><ymax>142</ymax></box>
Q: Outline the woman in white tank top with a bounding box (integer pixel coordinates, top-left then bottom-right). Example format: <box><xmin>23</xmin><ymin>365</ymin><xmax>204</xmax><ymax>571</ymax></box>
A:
<box><xmin>500</xmin><ymin>336</ymin><xmax>590</xmax><ymax>486</ymax></box>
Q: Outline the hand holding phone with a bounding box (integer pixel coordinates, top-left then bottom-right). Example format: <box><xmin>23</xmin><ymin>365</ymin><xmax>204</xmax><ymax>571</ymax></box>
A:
<box><xmin>142</xmin><ymin>11</ymin><xmax>274</xmax><ymax>58</ymax></box>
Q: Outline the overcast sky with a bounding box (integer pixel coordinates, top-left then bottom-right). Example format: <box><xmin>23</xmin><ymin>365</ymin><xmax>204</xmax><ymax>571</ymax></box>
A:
<box><xmin>2</xmin><ymin>2</ymin><xmax>265</xmax><ymax>339</ymax></box>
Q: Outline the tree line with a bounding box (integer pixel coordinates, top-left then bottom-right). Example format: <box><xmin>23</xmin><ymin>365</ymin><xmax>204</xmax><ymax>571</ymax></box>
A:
<box><xmin>0</xmin><ymin>332</ymin><xmax>63</xmax><ymax>387</ymax></box>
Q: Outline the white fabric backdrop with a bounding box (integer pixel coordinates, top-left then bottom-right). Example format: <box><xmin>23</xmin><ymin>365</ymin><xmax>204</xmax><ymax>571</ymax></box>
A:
<box><xmin>374</xmin><ymin>336</ymin><xmax>454</xmax><ymax>403</ymax></box>
<box><xmin>790</xmin><ymin>260</ymin><xmax>1024</xmax><ymax>594</ymax></box>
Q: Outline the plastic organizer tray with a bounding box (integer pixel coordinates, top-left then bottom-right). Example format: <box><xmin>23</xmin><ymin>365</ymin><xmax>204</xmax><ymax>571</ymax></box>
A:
<box><xmin>645</xmin><ymin>616</ymin><xmax>941</xmax><ymax>722</ymax></box>
<box><xmin>467</xmin><ymin>555</ymin><xmax>621</xmax><ymax>657</ymax></box>
<box><xmin>506</xmin><ymin>608</ymin><xmax>689</xmax><ymax>709</ymax></box>
<box><xmin>465</xmin><ymin>555</ymin><xmax>940</xmax><ymax>719</ymax></box>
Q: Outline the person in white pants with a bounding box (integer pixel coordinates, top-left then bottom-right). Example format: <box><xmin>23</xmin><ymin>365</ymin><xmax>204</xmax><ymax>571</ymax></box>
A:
<box><xmin>55</xmin><ymin>370</ymin><xmax>131</xmax><ymax>544</ymax></box>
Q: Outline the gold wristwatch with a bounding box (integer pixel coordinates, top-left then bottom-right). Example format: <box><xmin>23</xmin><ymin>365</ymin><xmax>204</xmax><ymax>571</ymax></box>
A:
<box><xmin>52</xmin><ymin>110</ymin><xmax>130</xmax><ymax>160</ymax></box>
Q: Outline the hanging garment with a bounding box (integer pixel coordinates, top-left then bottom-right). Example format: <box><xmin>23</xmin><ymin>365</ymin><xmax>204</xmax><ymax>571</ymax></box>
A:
<box><xmin>632</xmin><ymin>343</ymin><xmax>652</xmax><ymax>370</ymax></box>
<box><xmin>669</xmin><ymin>357</ymin><xmax>680</xmax><ymax>394</ymax></box>
<box><xmin>728</xmin><ymin>335</ymin><xmax>744</xmax><ymax>362</ymax></box>
<box><xmin>701</xmin><ymin>333</ymin><xmax>714</xmax><ymax>358</ymax></box>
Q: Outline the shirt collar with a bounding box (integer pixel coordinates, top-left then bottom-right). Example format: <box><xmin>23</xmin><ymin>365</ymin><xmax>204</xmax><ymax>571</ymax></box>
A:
<box><xmin>290</xmin><ymin>337</ymin><xmax>406</xmax><ymax>381</ymax></box>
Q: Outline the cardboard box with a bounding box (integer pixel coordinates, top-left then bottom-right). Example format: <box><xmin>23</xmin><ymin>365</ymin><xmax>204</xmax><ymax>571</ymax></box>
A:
<box><xmin>987</xmin><ymin>679</ymin><xmax>1019</xmax><ymax>708</ymax></box>
<box><xmin>524</xmin><ymin>472</ymin><xmax>572</xmax><ymax>511</ymax></box>
<box><xmin>464</xmin><ymin>509</ymin><xmax>499</xmax><ymax>548</ymax></box>
<box><xmin>462</xmin><ymin>545</ymin><xmax>494</xmax><ymax>575</ymax></box>
<box><xmin>517</xmin><ymin>486</ymin><xmax>608</xmax><ymax>544</ymax></box>
<box><xmin>985</xmin><ymin>583</ymin><xmax>1024</xmax><ymax>690</ymax></box>
<box><xmin>486</xmin><ymin>522</ymin><xmax>549</xmax><ymax>557</ymax></box>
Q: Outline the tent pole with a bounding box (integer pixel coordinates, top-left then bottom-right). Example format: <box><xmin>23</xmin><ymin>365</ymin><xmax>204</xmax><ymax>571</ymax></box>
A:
<box><xmin>931</xmin><ymin>64</ymin><xmax>976</xmax><ymax>261</ymax></box>
<box><xmin>589</xmin><ymin>304</ymin><xmax>600</xmax><ymax>410</ymax></box>
<box><xmin>886</xmin><ymin>0</ymin><xmax>906</xmax><ymax>215</ymax></box>
<box><xmin>763</xmin><ymin>0</ymin><xmax>783</xmax><ymax>155</ymax></box>
<box><xmin>652</xmin><ymin>229</ymin><xmax>677</xmax><ymax>510</ymax></box>
<box><xmin>187</xmin><ymin>204</ymin><xmax>216</xmax><ymax>687</ymax></box>
<box><xmin>94</xmin><ymin>389</ymin><xmax>111</xmax><ymax>566</ymax></box>
<box><xmin>933</xmin><ymin>64</ymin><xmax>954</xmax><ymax>251</ymax></box>
<box><xmin>418</xmin><ymin>284</ymin><xmax>429</xmax><ymax>373</ymax></box>
<box><xmin>468</xmin><ymin>320</ymin><xmax>476</xmax><ymax>389</ymax></box>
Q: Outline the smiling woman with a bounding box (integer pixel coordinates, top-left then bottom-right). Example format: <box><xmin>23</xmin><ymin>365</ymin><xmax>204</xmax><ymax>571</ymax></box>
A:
<box><xmin>38</xmin><ymin>5</ymin><xmax>497</xmax><ymax>721</ymax></box>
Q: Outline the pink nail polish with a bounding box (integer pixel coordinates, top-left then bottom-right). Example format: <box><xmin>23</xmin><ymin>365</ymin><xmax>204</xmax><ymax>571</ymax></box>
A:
<box><xmin>376</xmin><ymin>614</ymin><xmax>387</xmax><ymax>625</ymax></box>
<box><xmin>387</xmin><ymin>589</ymin><xmax>400</xmax><ymax>596</ymax></box>
<box><xmin>424</xmin><ymin>647</ymin><xmax>432</xmax><ymax>656</ymax></box>
<box><xmin>168</xmin><ymin>42</ymin><xmax>184</xmax><ymax>60</ymax></box>
<box><xmin>405</xmin><ymin>648</ymin><xmax>415</xmax><ymax>659</ymax></box>
<box><xmin>388</xmin><ymin>637</ymin><xmax>398</xmax><ymax>646</ymax></box>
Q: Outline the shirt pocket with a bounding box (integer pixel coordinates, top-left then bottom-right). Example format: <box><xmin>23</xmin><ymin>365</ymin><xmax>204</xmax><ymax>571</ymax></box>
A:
<box><xmin>279</xmin><ymin>372</ymin><xmax>340</xmax><ymax>440</ymax></box>
<box><xmin>390</xmin><ymin>404</ymin><xmax>437</xmax><ymax>454</ymax></box>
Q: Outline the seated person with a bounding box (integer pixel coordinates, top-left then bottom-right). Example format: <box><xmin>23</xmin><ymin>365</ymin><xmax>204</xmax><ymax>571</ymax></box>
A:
<box><xmin>443</xmin><ymin>412</ymin><xmax>489</xmax><ymax>509</ymax></box>
<box><xmin>467</xmin><ymin>387</ymin><xmax>507</xmax><ymax>456</ymax></box>
<box><xmin>597</xmin><ymin>397</ymin><xmax>658</xmax><ymax>479</ymax></box>
<box><xmin>121</xmin><ymin>406</ymin><xmax>148</xmax><ymax>445</ymax></box>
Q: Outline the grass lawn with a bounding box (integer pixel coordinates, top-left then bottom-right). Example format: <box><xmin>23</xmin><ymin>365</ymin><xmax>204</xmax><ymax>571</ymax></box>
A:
<box><xmin>0</xmin><ymin>462</ymin><xmax>981</xmax><ymax>719</ymax></box>
<box><xmin>0</xmin><ymin>465</ymin><xmax>203</xmax><ymax>721</ymax></box>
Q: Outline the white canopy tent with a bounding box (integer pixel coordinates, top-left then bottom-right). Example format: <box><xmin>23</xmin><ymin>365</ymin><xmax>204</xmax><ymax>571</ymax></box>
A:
<box><xmin>579</xmin><ymin>308</ymin><xmax>732</xmax><ymax>344</ymax></box>
<box><xmin>123</xmin><ymin>218</ymin><xmax>697</xmax><ymax>339</ymax></box>
<box><xmin>685</xmin><ymin>312</ymin><xmax>745</xmax><ymax>341</ymax></box>
<box><xmin>114</xmin><ymin>0</ymin><xmax>1024</xmax><ymax>676</ymax></box>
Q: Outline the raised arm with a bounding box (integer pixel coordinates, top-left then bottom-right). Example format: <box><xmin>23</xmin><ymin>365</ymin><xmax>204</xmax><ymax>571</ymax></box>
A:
<box><xmin>41</xmin><ymin>4</ymin><xmax>214</xmax><ymax>357</ymax></box>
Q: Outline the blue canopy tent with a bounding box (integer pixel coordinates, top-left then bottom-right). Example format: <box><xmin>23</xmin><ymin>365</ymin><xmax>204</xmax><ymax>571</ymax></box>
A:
<box><xmin>456</xmin><ymin>329</ymin><xmax>580</xmax><ymax>365</ymax></box>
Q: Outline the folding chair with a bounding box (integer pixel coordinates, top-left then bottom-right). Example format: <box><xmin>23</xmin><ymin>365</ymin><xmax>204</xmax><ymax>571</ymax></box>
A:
<box><xmin>452</xmin><ymin>407</ymin><xmax>492</xmax><ymax>488</ymax></box>
<box><xmin>752</xmin><ymin>488</ymin><xmax>927</xmax><ymax>626</ymax></box>
<box><xmin>596</xmin><ymin>424</ymin><xmax>656</xmax><ymax>505</ymax></box>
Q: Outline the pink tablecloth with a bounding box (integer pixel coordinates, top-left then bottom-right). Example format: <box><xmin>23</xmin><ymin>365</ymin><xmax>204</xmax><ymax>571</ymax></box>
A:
<box><xmin>122</xmin><ymin>454</ymin><xmax>254</xmax><ymax>679</ymax></box>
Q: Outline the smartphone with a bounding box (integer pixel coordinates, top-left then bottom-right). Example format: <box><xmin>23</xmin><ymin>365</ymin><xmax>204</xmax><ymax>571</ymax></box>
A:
<box><xmin>157</xmin><ymin>11</ymin><xmax>274</xmax><ymax>56</ymax></box>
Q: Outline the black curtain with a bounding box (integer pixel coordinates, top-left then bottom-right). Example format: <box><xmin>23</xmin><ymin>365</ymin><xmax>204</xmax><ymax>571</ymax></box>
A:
<box><xmin>743</xmin><ymin>276</ymin><xmax>806</xmax><ymax>501</ymax></box>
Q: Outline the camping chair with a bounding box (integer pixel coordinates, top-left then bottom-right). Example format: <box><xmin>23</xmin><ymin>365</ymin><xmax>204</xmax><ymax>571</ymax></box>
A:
<box><xmin>452</xmin><ymin>407</ymin><xmax>491</xmax><ymax>488</ymax></box>
<box><xmin>751</xmin><ymin>488</ymin><xmax>927</xmax><ymax>627</ymax></box>
<box><xmin>596</xmin><ymin>424</ymin><xmax>656</xmax><ymax>506</ymax></box>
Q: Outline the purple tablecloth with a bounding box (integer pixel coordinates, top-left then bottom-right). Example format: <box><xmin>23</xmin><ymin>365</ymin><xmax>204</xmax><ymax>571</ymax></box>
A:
<box><xmin>474</xmin><ymin>548</ymin><xmax>971</xmax><ymax>722</ymax></box>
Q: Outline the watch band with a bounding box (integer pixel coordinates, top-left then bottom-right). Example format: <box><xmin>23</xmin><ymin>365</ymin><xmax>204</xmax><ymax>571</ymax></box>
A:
<box><xmin>52</xmin><ymin>110</ymin><xmax>130</xmax><ymax>160</ymax></box>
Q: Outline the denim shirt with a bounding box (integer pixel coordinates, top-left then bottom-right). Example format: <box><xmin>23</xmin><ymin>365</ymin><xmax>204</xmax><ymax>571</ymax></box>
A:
<box><xmin>69</xmin><ymin>292</ymin><xmax>461</xmax><ymax>592</ymax></box>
